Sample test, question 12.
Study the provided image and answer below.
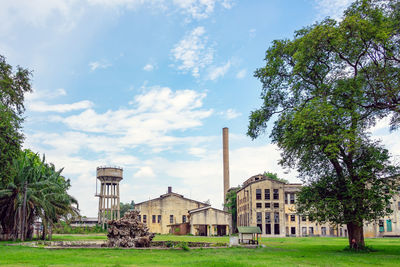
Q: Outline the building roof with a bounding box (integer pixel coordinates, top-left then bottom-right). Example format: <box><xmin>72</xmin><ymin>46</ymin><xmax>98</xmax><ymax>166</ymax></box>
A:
<box><xmin>238</xmin><ymin>226</ymin><xmax>262</xmax><ymax>234</ymax></box>
<box><xmin>188</xmin><ymin>206</ymin><xmax>230</xmax><ymax>215</ymax></box>
<box><xmin>135</xmin><ymin>188</ymin><xmax>208</xmax><ymax>207</ymax></box>
<box><xmin>237</xmin><ymin>175</ymin><xmax>285</xmax><ymax>193</ymax></box>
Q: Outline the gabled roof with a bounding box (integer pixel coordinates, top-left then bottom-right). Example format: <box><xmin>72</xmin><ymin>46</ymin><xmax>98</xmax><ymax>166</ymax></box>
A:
<box><xmin>238</xmin><ymin>226</ymin><xmax>262</xmax><ymax>234</ymax></box>
<box><xmin>135</xmin><ymin>191</ymin><xmax>208</xmax><ymax>206</ymax></box>
<box><xmin>188</xmin><ymin>206</ymin><xmax>229</xmax><ymax>215</ymax></box>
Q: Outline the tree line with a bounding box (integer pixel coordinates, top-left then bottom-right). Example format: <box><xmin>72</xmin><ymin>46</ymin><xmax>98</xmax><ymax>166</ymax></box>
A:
<box><xmin>0</xmin><ymin>55</ymin><xmax>79</xmax><ymax>241</ymax></box>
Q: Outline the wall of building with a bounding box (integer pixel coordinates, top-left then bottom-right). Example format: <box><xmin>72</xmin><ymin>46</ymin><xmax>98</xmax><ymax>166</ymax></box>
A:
<box><xmin>135</xmin><ymin>192</ymin><xmax>207</xmax><ymax>234</ymax></box>
<box><xmin>189</xmin><ymin>207</ymin><xmax>231</xmax><ymax>236</ymax></box>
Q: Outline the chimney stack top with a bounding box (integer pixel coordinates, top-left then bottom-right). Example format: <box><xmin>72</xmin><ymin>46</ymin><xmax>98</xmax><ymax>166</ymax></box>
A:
<box><xmin>168</xmin><ymin>186</ymin><xmax>172</xmax><ymax>193</ymax></box>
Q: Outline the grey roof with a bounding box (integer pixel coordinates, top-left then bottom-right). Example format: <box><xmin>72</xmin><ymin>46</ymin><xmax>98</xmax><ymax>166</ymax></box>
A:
<box><xmin>238</xmin><ymin>226</ymin><xmax>262</xmax><ymax>234</ymax></box>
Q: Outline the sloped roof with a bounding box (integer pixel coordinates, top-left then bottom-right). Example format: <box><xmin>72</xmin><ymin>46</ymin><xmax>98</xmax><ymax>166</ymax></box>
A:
<box><xmin>237</xmin><ymin>226</ymin><xmax>262</xmax><ymax>234</ymax></box>
<box><xmin>188</xmin><ymin>206</ymin><xmax>229</xmax><ymax>215</ymax></box>
<box><xmin>135</xmin><ymin>191</ymin><xmax>208</xmax><ymax>206</ymax></box>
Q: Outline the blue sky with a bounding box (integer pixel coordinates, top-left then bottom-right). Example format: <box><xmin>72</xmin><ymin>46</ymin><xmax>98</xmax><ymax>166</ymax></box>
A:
<box><xmin>2</xmin><ymin>0</ymin><xmax>399</xmax><ymax>216</ymax></box>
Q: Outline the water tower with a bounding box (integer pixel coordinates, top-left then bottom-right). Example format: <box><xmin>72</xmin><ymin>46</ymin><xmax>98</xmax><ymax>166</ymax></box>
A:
<box><xmin>96</xmin><ymin>166</ymin><xmax>123</xmax><ymax>228</ymax></box>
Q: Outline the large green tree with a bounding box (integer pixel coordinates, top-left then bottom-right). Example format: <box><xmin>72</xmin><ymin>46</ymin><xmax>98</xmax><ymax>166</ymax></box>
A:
<box><xmin>0</xmin><ymin>55</ymin><xmax>32</xmax><ymax>186</ymax></box>
<box><xmin>248</xmin><ymin>0</ymin><xmax>399</xmax><ymax>249</ymax></box>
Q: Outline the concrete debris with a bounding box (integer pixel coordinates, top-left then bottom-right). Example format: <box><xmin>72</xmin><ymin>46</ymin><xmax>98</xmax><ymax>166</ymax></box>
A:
<box><xmin>105</xmin><ymin>210</ymin><xmax>154</xmax><ymax>248</ymax></box>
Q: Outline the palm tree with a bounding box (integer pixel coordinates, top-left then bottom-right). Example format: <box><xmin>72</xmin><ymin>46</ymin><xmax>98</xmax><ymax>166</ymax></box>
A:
<box><xmin>0</xmin><ymin>150</ymin><xmax>79</xmax><ymax>241</ymax></box>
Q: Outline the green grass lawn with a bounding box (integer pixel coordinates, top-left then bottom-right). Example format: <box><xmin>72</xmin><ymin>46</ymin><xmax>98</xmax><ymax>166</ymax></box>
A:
<box><xmin>1</xmin><ymin>235</ymin><xmax>400</xmax><ymax>266</ymax></box>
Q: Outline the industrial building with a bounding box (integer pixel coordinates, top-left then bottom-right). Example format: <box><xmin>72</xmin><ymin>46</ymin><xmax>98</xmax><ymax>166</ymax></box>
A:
<box><xmin>135</xmin><ymin>186</ymin><xmax>231</xmax><ymax>236</ymax></box>
<box><xmin>236</xmin><ymin>174</ymin><xmax>400</xmax><ymax>238</ymax></box>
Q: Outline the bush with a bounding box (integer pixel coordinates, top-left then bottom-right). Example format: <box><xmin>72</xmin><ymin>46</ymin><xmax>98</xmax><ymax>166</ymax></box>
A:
<box><xmin>177</xmin><ymin>241</ymin><xmax>190</xmax><ymax>251</ymax></box>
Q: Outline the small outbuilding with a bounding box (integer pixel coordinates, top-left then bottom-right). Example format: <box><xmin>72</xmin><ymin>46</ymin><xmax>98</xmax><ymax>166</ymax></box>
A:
<box><xmin>238</xmin><ymin>226</ymin><xmax>261</xmax><ymax>244</ymax></box>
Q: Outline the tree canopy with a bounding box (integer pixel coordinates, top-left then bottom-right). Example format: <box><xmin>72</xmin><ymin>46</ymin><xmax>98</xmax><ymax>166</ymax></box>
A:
<box><xmin>248</xmin><ymin>0</ymin><xmax>399</xmax><ymax>249</ymax></box>
<box><xmin>0</xmin><ymin>55</ymin><xmax>32</xmax><ymax>186</ymax></box>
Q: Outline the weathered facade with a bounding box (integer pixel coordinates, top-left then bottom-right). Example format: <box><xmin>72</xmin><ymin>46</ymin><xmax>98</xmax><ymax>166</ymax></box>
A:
<box><xmin>189</xmin><ymin>206</ymin><xmax>231</xmax><ymax>236</ymax></box>
<box><xmin>237</xmin><ymin>174</ymin><xmax>400</xmax><ymax>238</ymax></box>
<box><xmin>135</xmin><ymin>187</ymin><xmax>230</xmax><ymax>236</ymax></box>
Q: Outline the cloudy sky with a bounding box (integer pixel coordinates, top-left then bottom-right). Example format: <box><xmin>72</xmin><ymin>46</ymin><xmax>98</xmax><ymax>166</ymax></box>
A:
<box><xmin>2</xmin><ymin>0</ymin><xmax>398</xmax><ymax>216</ymax></box>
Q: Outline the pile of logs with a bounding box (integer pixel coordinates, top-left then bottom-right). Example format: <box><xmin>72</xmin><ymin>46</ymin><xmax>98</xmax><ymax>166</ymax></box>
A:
<box><xmin>105</xmin><ymin>210</ymin><xmax>155</xmax><ymax>248</ymax></box>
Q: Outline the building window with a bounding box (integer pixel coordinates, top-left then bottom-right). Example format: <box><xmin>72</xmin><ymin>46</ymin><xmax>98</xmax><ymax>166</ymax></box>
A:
<box><xmin>379</xmin><ymin>220</ymin><xmax>384</xmax><ymax>232</ymax></box>
<box><xmin>170</xmin><ymin>215</ymin><xmax>174</xmax><ymax>224</ymax></box>
<box><xmin>290</xmin><ymin>194</ymin><xmax>295</xmax><ymax>204</ymax></box>
<box><xmin>158</xmin><ymin>215</ymin><xmax>161</xmax><ymax>223</ymax></box>
<box><xmin>256</xmin><ymin>203</ymin><xmax>262</xmax><ymax>208</ymax></box>
<box><xmin>309</xmin><ymin>227</ymin><xmax>314</xmax><ymax>236</ymax></box>
<box><xmin>143</xmin><ymin>215</ymin><xmax>147</xmax><ymax>223</ymax></box>
<box><xmin>398</xmin><ymin>201</ymin><xmax>400</xmax><ymax>210</ymax></box>
<box><xmin>301</xmin><ymin>216</ymin><xmax>306</xmax><ymax>222</ymax></box>
<box><xmin>274</xmin><ymin>224</ymin><xmax>280</xmax><ymax>235</ymax></box>
<box><xmin>274</xmin><ymin>203</ymin><xmax>279</xmax><ymax>208</ymax></box>
<box><xmin>265</xmin><ymin>189</ymin><xmax>270</xmax><ymax>200</ymax></box>
<box><xmin>152</xmin><ymin>215</ymin><xmax>156</xmax><ymax>223</ymax></box>
<box><xmin>257</xmin><ymin>212</ymin><xmax>262</xmax><ymax>224</ymax></box>
<box><xmin>302</xmin><ymin>227</ymin><xmax>307</xmax><ymax>236</ymax></box>
<box><xmin>387</xmin><ymin>219</ymin><xmax>392</xmax><ymax>232</ymax></box>
<box><xmin>274</xmin><ymin>212</ymin><xmax>279</xmax><ymax>223</ymax></box>
<box><xmin>265</xmin><ymin>202</ymin><xmax>270</xmax><ymax>208</ymax></box>
<box><xmin>257</xmin><ymin>224</ymin><xmax>262</xmax><ymax>233</ymax></box>
<box><xmin>291</xmin><ymin>227</ymin><xmax>296</xmax><ymax>235</ymax></box>
<box><xmin>182</xmin><ymin>215</ymin><xmax>186</xmax><ymax>223</ymax></box>
<box><xmin>285</xmin><ymin>193</ymin><xmax>288</xmax><ymax>204</ymax></box>
<box><xmin>265</xmin><ymin>212</ymin><xmax>271</xmax><ymax>223</ymax></box>
<box><xmin>273</xmin><ymin>189</ymin><xmax>279</xmax><ymax>200</ymax></box>
<box><xmin>256</xmin><ymin>189</ymin><xmax>262</xmax><ymax>200</ymax></box>
<box><xmin>321</xmin><ymin>227</ymin><xmax>326</xmax><ymax>236</ymax></box>
<box><xmin>290</xmin><ymin>215</ymin><xmax>295</xmax><ymax>222</ymax></box>
<box><xmin>265</xmin><ymin>224</ymin><xmax>271</xmax><ymax>234</ymax></box>
<box><xmin>138</xmin><ymin>215</ymin><xmax>141</xmax><ymax>221</ymax></box>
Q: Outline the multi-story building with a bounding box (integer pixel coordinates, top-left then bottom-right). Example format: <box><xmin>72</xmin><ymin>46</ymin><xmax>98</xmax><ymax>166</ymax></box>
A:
<box><xmin>237</xmin><ymin>174</ymin><xmax>400</xmax><ymax>238</ymax></box>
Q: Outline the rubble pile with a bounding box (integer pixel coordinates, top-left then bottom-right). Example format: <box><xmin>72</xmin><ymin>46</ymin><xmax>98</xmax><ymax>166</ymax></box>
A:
<box><xmin>105</xmin><ymin>210</ymin><xmax>155</xmax><ymax>248</ymax></box>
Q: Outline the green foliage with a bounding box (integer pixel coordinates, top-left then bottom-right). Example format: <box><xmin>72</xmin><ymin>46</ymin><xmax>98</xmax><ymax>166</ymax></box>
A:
<box><xmin>248</xmin><ymin>0</ymin><xmax>400</xmax><ymax>248</ymax></box>
<box><xmin>224</xmin><ymin>187</ymin><xmax>240</xmax><ymax>233</ymax></box>
<box><xmin>177</xmin><ymin>241</ymin><xmax>190</xmax><ymax>251</ymax></box>
<box><xmin>263</xmin><ymin>171</ymin><xmax>288</xmax><ymax>184</ymax></box>
<box><xmin>119</xmin><ymin>201</ymin><xmax>135</xmax><ymax>218</ymax></box>
<box><xmin>0</xmin><ymin>150</ymin><xmax>79</xmax><ymax>240</ymax></box>
<box><xmin>53</xmin><ymin>221</ymin><xmax>105</xmax><ymax>234</ymax></box>
<box><xmin>0</xmin><ymin>55</ymin><xmax>32</xmax><ymax>186</ymax></box>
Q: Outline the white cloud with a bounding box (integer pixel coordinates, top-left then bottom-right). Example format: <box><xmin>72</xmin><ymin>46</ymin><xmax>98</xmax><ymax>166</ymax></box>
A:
<box><xmin>220</xmin><ymin>108</ymin><xmax>241</xmax><ymax>119</ymax></box>
<box><xmin>89</xmin><ymin>60</ymin><xmax>111</xmax><ymax>71</ymax></box>
<box><xmin>51</xmin><ymin>87</ymin><xmax>212</xmax><ymax>148</ymax></box>
<box><xmin>28</xmin><ymin>100</ymin><xmax>94</xmax><ymax>113</ymax></box>
<box><xmin>171</xmin><ymin>26</ymin><xmax>214</xmax><ymax>77</ymax></box>
<box><xmin>314</xmin><ymin>0</ymin><xmax>354</xmax><ymax>21</ymax></box>
<box><xmin>143</xmin><ymin>63</ymin><xmax>155</xmax><ymax>71</ymax></box>
<box><xmin>249</xmin><ymin>28</ymin><xmax>256</xmax><ymax>38</ymax></box>
<box><xmin>26</xmin><ymin>88</ymin><xmax>67</xmax><ymax>102</ymax></box>
<box><xmin>134</xmin><ymin>166</ymin><xmax>156</xmax><ymax>178</ymax></box>
<box><xmin>207</xmin><ymin>61</ymin><xmax>231</xmax><ymax>81</ymax></box>
<box><xmin>236</xmin><ymin>69</ymin><xmax>246</xmax><ymax>79</ymax></box>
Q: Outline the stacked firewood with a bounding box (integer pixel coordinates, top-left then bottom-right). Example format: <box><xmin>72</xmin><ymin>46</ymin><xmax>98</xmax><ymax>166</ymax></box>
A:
<box><xmin>105</xmin><ymin>210</ymin><xmax>155</xmax><ymax>248</ymax></box>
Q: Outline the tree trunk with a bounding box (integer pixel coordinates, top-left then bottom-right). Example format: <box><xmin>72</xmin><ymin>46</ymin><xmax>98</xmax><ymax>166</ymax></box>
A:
<box><xmin>48</xmin><ymin>225</ymin><xmax>52</xmax><ymax>240</ymax></box>
<box><xmin>20</xmin><ymin>181</ymin><xmax>28</xmax><ymax>241</ymax></box>
<box><xmin>41</xmin><ymin>223</ymin><xmax>47</xmax><ymax>240</ymax></box>
<box><xmin>347</xmin><ymin>222</ymin><xmax>365</xmax><ymax>249</ymax></box>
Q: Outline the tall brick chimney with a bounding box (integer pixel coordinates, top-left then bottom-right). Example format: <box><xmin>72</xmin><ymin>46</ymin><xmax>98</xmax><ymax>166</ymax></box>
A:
<box><xmin>223</xmin><ymin>127</ymin><xmax>230</xmax><ymax>205</ymax></box>
<box><xmin>168</xmin><ymin>186</ymin><xmax>172</xmax><ymax>194</ymax></box>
